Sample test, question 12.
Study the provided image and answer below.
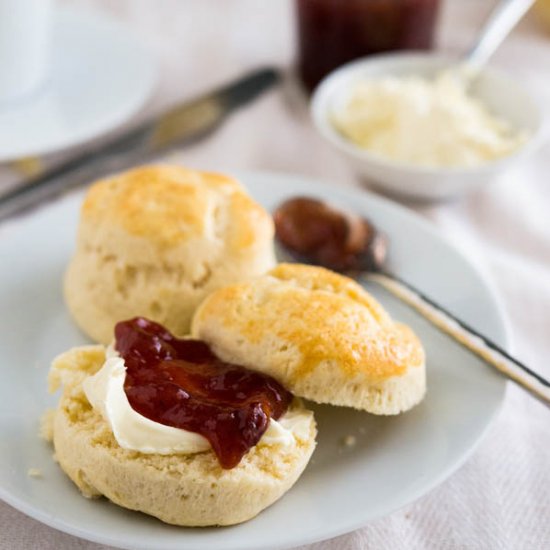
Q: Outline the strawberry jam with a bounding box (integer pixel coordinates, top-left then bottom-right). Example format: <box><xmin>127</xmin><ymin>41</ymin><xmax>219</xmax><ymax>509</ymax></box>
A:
<box><xmin>274</xmin><ymin>196</ymin><xmax>387</xmax><ymax>272</ymax></box>
<box><xmin>115</xmin><ymin>317</ymin><xmax>293</xmax><ymax>469</ymax></box>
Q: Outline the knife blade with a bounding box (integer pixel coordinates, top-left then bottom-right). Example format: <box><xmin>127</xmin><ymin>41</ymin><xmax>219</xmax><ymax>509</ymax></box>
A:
<box><xmin>0</xmin><ymin>67</ymin><xmax>280</xmax><ymax>222</ymax></box>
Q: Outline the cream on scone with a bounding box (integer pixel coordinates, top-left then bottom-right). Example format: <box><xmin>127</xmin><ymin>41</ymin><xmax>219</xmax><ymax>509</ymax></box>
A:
<box><xmin>46</xmin><ymin>344</ymin><xmax>316</xmax><ymax>527</ymax></box>
<box><xmin>64</xmin><ymin>165</ymin><xmax>276</xmax><ymax>344</ymax></box>
<box><xmin>192</xmin><ymin>263</ymin><xmax>426</xmax><ymax>415</ymax></box>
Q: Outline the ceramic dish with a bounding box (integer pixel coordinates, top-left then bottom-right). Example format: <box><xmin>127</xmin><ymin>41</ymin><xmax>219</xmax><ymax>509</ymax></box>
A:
<box><xmin>0</xmin><ymin>171</ymin><xmax>507</xmax><ymax>549</ymax></box>
<box><xmin>311</xmin><ymin>53</ymin><xmax>543</xmax><ymax>201</ymax></box>
<box><xmin>0</xmin><ymin>5</ymin><xmax>157</xmax><ymax>162</ymax></box>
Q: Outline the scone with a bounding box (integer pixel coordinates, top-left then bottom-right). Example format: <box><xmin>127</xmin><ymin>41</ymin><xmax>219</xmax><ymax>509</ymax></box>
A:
<box><xmin>46</xmin><ymin>340</ymin><xmax>316</xmax><ymax>526</ymax></box>
<box><xmin>192</xmin><ymin>263</ymin><xmax>426</xmax><ymax>414</ymax></box>
<box><xmin>64</xmin><ymin>164</ymin><xmax>276</xmax><ymax>344</ymax></box>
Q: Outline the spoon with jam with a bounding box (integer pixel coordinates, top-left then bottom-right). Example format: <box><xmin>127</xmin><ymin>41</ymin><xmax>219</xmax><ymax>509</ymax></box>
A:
<box><xmin>274</xmin><ymin>196</ymin><xmax>550</xmax><ymax>407</ymax></box>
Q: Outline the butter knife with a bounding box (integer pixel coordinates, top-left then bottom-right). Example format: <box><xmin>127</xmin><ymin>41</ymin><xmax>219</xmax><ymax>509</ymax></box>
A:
<box><xmin>0</xmin><ymin>67</ymin><xmax>280</xmax><ymax>222</ymax></box>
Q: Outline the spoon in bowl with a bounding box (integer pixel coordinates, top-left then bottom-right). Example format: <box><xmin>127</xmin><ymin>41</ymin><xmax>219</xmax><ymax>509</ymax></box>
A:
<box><xmin>465</xmin><ymin>0</ymin><xmax>536</xmax><ymax>71</ymax></box>
<box><xmin>274</xmin><ymin>197</ymin><xmax>550</xmax><ymax>408</ymax></box>
<box><xmin>430</xmin><ymin>0</ymin><xmax>537</xmax><ymax>89</ymax></box>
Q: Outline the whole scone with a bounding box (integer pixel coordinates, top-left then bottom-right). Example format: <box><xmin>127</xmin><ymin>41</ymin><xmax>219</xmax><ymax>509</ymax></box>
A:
<box><xmin>64</xmin><ymin>165</ymin><xmax>276</xmax><ymax>344</ymax></box>
<box><xmin>46</xmin><ymin>346</ymin><xmax>316</xmax><ymax>527</ymax></box>
<box><xmin>192</xmin><ymin>263</ymin><xmax>426</xmax><ymax>415</ymax></box>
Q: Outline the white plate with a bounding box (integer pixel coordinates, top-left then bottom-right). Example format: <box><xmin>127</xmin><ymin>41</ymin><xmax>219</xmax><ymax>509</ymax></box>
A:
<box><xmin>0</xmin><ymin>172</ymin><xmax>507</xmax><ymax>550</ymax></box>
<box><xmin>0</xmin><ymin>5</ymin><xmax>157</xmax><ymax>162</ymax></box>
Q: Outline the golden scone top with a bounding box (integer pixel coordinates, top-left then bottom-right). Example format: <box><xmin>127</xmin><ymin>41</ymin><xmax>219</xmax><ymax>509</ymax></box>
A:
<box><xmin>269</xmin><ymin>263</ymin><xmax>391</xmax><ymax>325</ymax></box>
<box><xmin>65</xmin><ymin>164</ymin><xmax>277</xmax><ymax>344</ymax></box>
<box><xmin>192</xmin><ymin>263</ymin><xmax>424</xmax><ymax>384</ymax></box>
<box><xmin>81</xmin><ymin>165</ymin><xmax>273</xmax><ymax>249</ymax></box>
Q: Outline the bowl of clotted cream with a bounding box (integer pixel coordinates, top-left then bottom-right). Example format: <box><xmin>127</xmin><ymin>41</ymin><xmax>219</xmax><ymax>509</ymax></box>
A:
<box><xmin>311</xmin><ymin>53</ymin><xmax>543</xmax><ymax>201</ymax></box>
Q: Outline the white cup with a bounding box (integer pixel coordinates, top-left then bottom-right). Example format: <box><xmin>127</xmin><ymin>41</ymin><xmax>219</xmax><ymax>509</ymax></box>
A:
<box><xmin>0</xmin><ymin>0</ymin><xmax>53</xmax><ymax>103</ymax></box>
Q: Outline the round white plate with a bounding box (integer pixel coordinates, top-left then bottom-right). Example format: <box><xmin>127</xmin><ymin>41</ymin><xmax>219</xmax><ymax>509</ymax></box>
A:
<box><xmin>0</xmin><ymin>172</ymin><xmax>507</xmax><ymax>550</ymax></box>
<box><xmin>0</xmin><ymin>5</ymin><xmax>157</xmax><ymax>162</ymax></box>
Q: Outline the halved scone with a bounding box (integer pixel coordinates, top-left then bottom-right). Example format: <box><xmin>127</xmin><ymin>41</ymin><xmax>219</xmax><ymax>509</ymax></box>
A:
<box><xmin>192</xmin><ymin>263</ymin><xmax>426</xmax><ymax>414</ymax></box>
<box><xmin>46</xmin><ymin>345</ymin><xmax>316</xmax><ymax>526</ymax></box>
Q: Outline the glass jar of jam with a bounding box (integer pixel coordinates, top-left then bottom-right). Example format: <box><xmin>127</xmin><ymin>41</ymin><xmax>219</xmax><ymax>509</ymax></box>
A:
<box><xmin>295</xmin><ymin>0</ymin><xmax>440</xmax><ymax>91</ymax></box>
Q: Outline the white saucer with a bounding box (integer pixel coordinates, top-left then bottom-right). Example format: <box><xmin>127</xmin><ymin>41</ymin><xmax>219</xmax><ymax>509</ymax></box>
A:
<box><xmin>0</xmin><ymin>5</ymin><xmax>157</xmax><ymax>162</ymax></box>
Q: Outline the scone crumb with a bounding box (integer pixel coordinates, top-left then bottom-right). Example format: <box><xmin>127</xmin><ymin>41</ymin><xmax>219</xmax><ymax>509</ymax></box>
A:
<box><xmin>342</xmin><ymin>435</ymin><xmax>356</xmax><ymax>448</ymax></box>
<box><xmin>40</xmin><ymin>409</ymin><xmax>56</xmax><ymax>442</ymax></box>
<box><xmin>27</xmin><ymin>468</ymin><xmax>42</xmax><ymax>479</ymax></box>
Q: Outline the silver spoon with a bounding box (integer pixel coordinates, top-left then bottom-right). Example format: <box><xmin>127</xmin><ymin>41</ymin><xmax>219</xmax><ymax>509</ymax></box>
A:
<box><xmin>274</xmin><ymin>197</ymin><xmax>550</xmax><ymax>408</ymax></box>
<box><xmin>466</xmin><ymin>0</ymin><xmax>536</xmax><ymax>69</ymax></box>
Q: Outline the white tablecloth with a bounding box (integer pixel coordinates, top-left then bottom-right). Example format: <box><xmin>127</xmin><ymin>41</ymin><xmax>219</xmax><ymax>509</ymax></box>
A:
<box><xmin>2</xmin><ymin>1</ymin><xmax>550</xmax><ymax>548</ymax></box>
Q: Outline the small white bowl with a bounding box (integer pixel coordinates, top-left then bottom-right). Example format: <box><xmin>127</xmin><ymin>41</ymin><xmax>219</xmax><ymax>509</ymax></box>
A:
<box><xmin>311</xmin><ymin>53</ymin><xmax>544</xmax><ymax>201</ymax></box>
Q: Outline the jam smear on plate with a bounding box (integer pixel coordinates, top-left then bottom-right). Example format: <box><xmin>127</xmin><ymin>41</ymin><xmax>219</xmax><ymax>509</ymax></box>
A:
<box><xmin>115</xmin><ymin>317</ymin><xmax>293</xmax><ymax>469</ymax></box>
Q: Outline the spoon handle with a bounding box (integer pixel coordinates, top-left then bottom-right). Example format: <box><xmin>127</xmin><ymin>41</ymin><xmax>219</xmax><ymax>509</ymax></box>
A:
<box><xmin>366</xmin><ymin>272</ymin><xmax>550</xmax><ymax>408</ymax></box>
<box><xmin>466</xmin><ymin>0</ymin><xmax>536</xmax><ymax>68</ymax></box>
